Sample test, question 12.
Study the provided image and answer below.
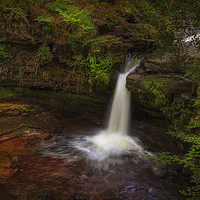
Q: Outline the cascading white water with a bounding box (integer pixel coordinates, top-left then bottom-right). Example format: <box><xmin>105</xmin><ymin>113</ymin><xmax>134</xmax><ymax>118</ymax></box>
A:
<box><xmin>107</xmin><ymin>55</ymin><xmax>141</xmax><ymax>135</ymax></box>
<box><xmin>41</xmin><ymin>55</ymin><xmax>153</xmax><ymax>164</ymax></box>
<box><xmin>90</xmin><ymin>55</ymin><xmax>145</xmax><ymax>160</ymax></box>
<box><xmin>106</xmin><ymin>73</ymin><xmax>131</xmax><ymax>135</ymax></box>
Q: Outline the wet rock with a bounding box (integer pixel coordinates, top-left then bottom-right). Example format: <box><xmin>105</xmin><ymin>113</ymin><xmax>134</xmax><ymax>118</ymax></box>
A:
<box><xmin>0</xmin><ymin>151</ymin><xmax>11</xmax><ymax>162</ymax></box>
<box><xmin>81</xmin><ymin>112</ymin><xmax>102</xmax><ymax>125</ymax></box>
<box><xmin>0</xmin><ymin>100</ymin><xmax>62</xmax><ymax>141</ymax></box>
<box><xmin>127</xmin><ymin>74</ymin><xmax>192</xmax><ymax>98</ymax></box>
<box><xmin>148</xmin><ymin>187</ymin><xmax>169</xmax><ymax>200</ymax></box>
<box><xmin>6</xmin><ymin>109</ymin><xmax>21</xmax><ymax>117</ymax></box>
<box><xmin>0</xmin><ymin>59</ymin><xmax>90</xmax><ymax>95</ymax></box>
<box><xmin>0</xmin><ymin>184</ymin><xmax>16</xmax><ymax>200</ymax></box>
<box><xmin>148</xmin><ymin>187</ymin><xmax>156</xmax><ymax>195</ymax></box>
<box><xmin>126</xmin><ymin>59</ymin><xmax>193</xmax><ymax>120</ymax></box>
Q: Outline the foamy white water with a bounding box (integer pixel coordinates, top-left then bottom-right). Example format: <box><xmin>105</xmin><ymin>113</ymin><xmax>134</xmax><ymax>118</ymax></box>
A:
<box><xmin>107</xmin><ymin>73</ymin><xmax>131</xmax><ymax>135</ymax></box>
<box><xmin>91</xmin><ymin>131</ymin><xmax>143</xmax><ymax>161</ymax></box>
<box><xmin>41</xmin><ymin>55</ymin><xmax>153</xmax><ymax>165</ymax></box>
<box><xmin>106</xmin><ymin>55</ymin><xmax>141</xmax><ymax>136</ymax></box>
<box><xmin>87</xmin><ymin>55</ymin><xmax>148</xmax><ymax>161</ymax></box>
<box><xmin>107</xmin><ymin>55</ymin><xmax>141</xmax><ymax>136</ymax></box>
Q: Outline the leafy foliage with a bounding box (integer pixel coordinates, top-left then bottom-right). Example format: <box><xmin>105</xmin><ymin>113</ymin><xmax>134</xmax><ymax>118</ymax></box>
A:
<box><xmin>0</xmin><ymin>87</ymin><xmax>14</xmax><ymax>98</ymax></box>
<box><xmin>137</xmin><ymin>79</ymin><xmax>169</xmax><ymax>109</ymax></box>
<box><xmin>154</xmin><ymin>86</ymin><xmax>200</xmax><ymax>200</ymax></box>
<box><xmin>137</xmin><ymin>76</ymin><xmax>200</xmax><ymax>199</ymax></box>
<box><xmin>0</xmin><ymin>38</ymin><xmax>9</xmax><ymax>59</ymax></box>
<box><xmin>0</xmin><ymin>0</ymin><xmax>200</xmax><ymax>198</ymax></box>
<box><xmin>185</xmin><ymin>58</ymin><xmax>200</xmax><ymax>85</ymax></box>
<box><xmin>35</xmin><ymin>1</ymin><xmax>113</xmax><ymax>86</ymax></box>
<box><xmin>0</xmin><ymin>0</ymin><xmax>199</xmax><ymax>87</ymax></box>
<box><xmin>156</xmin><ymin>141</ymin><xmax>200</xmax><ymax>200</ymax></box>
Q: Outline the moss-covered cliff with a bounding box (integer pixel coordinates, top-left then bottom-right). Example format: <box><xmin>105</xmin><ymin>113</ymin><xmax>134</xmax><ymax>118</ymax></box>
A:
<box><xmin>126</xmin><ymin>56</ymin><xmax>200</xmax><ymax>199</ymax></box>
<box><xmin>0</xmin><ymin>0</ymin><xmax>156</xmax><ymax>92</ymax></box>
<box><xmin>1</xmin><ymin>0</ymin><xmax>199</xmax><ymax>93</ymax></box>
<box><xmin>0</xmin><ymin>0</ymin><xmax>200</xmax><ymax>199</ymax></box>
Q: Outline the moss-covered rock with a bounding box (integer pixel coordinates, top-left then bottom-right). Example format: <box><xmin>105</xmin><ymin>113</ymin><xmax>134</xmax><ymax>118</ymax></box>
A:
<box><xmin>127</xmin><ymin>70</ymin><xmax>193</xmax><ymax>118</ymax></box>
<box><xmin>0</xmin><ymin>0</ymin><xmax>164</xmax><ymax>93</ymax></box>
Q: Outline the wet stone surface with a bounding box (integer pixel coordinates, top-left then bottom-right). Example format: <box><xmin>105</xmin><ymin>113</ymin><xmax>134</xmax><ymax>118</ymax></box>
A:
<box><xmin>0</xmin><ymin>95</ymin><xmax>189</xmax><ymax>200</ymax></box>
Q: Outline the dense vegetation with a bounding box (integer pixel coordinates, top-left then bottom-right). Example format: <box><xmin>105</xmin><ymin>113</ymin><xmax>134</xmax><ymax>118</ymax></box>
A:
<box><xmin>0</xmin><ymin>0</ymin><xmax>200</xmax><ymax>199</ymax></box>
<box><xmin>1</xmin><ymin>0</ymin><xmax>198</xmax><ymax>87</ymax></box>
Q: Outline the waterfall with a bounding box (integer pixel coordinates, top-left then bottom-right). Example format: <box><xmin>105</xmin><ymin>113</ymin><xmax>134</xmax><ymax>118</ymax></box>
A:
<box><xmin>41</xmin><ymin>55</ymin><xmax>151</xmax><ymax>164</ymax></box>
<box><xmin>107</xmin><ymin>55</ymin><xmax>141</xmax><ymax>135</ymax></box>
<box><xmin>107</xmin><ymin>73</ymin><xmax>131</xmax><ymax>135</ymax></box>
<box><xmin>90</xmin><ymin>55</ymin><xmax>144</xmax><ymax>160</ymax></box>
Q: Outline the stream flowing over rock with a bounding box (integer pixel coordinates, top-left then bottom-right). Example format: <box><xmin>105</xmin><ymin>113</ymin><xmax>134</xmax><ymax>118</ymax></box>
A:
<box><xmin>0</xmin><ymin>1</ymin><xmax>199</xmax><ymax>199</ymax></box>
<box><xmin>0</xmin><ymin>91</ymin><xmax>189</xmax><ymax>200</ymax></box>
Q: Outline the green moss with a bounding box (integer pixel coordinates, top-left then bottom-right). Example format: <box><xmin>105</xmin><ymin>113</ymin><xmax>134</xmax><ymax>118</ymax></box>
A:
<box><xmin>4</xmin><ymin>86</ymin><xmax>108</xmax><ymax>104</ymax></box>
<box><xmin>0</xmin><ymin>87</ymin><xmax>15</xmax><ymax>99</ymax></box>
<box><xmin>141</xmin><ymin>79</ymin><xmax>200</xmax><ymax>200</ymax></box>
<box><xmin>197</xmin><ymin>86</ymin><xmax>200</xmax><ymax>97</ymax></box>
<box><xmin>0</xmin><ymin>38</ymin><xmax>10</xmax><ymax>60</ymax></box>
<box><xmin>137</xmin><ymin>78</ymin><xmax>170</xmax><ymax>110</ymax></box>
<box><xmin>0</xmin><ymin>103</ymin><xmax>41</xmax><ymax>114</ymax></box>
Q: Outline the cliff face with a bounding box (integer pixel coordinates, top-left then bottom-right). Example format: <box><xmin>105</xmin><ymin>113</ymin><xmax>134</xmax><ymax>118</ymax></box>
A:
<box><xmin>1</xmin><ymin>2</ymin><xmax>199</xmax><ymax>197</ymax></box>
<box><xmin>0</xmin><ymin>40</ymin><xmax>148</xmax><ymax>95</ymax></box>
<box><xmin>0</xmin><ymin>0</ymin><xmax>197</xmax><ymax>113</ymax></box>
<box><xmin>0</xmin><ymin>0</ymin><xmax>156</xmax><ymax>94</ymax></box>
<box><xmin>125</xmin><ymin>55</ymin><xmax>195</xmax><ymax>128</ymax></box>
<box><xmin>0</xmin><ymin>43</ymin><xmax>88</xmax><ymax>94</ymax></box>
